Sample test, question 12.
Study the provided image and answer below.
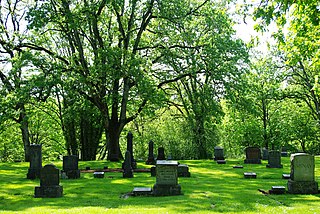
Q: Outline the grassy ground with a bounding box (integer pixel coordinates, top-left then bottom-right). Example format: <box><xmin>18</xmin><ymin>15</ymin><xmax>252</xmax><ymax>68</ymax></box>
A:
<box><xmin>0</xmin><ymin>157</ymin><xmax>320</xmax><ymax>214</ymax></box>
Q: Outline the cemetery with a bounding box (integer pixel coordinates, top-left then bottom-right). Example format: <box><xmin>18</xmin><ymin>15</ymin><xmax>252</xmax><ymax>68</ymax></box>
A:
<box><xmin>0</xmin><ymin>155</ymin><xmax>320</xmax><ymax>213</ymax></box>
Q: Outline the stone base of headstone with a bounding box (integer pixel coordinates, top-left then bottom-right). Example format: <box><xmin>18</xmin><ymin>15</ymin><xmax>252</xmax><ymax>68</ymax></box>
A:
<box><xmin>27</xmin><ymin>169</ymin><xmax>40</xmax><ymax>180</ymax></box>
<box><xmin>244</xmin><ymin>159</ymin><xmax>261</xmax><ymax>164</ymax></box>
<box><xmin>178</xmin><ymin>164</ymin><xmax>191</xmax><ymax>177</ymax></box>
<box><xmin>269</xmin><ymin>186</ymin><xmax>286</xmax><ymax>194</ymax></box>
<box><xmin>266</xmin><ymin>164</ymin><xmax>283</xmax><ymax>168</ymax></box>
<box><xmin>123</xmin><ymin>169</ymin><xmax>133</xmax><ymax>178</ymax></box>
<box><xmin>132</xmin><ymin>187</ymin><xmax>153</xmax><ymax>196</ymax></box>
<box><xmin>282</xmin><ymin>174</ymin><xmax>290</xmax><ymax>179</ymax></box>
<box><xmin>34</xmin><ymin>185</ymin><xmax>63</xmax><ymax>198</ymax></box>
<box><xmin>233</xmin><ymin>165</ymin><xmax>243</xmax><ymax>169</ymax></box>
<box><xmin>287</xmin><ymin>180</ymin><xmax>319</xmax><ymax>194</ymax></box>
<box><xmin>152</xmin><ymin>184</ymin><xmax>181</xmax><ymax>196</ymax></box>
<box><xmin>244</xmin><ymin>172</ymin><xmax>257</xmax><ymax>178</ymax></box>
<box><xmin>150</xmin><ymin>166</ymin><xmax>156</xmax><ymax>177</ymax></box>
<box><xmin>93</xmin><ymin>172</ymin><xmax>104</xmax><ymax>178</ymax></box>
<box><xmin>217</xmin><ymin>160</ymin><xmax>226</xmax><ymax>164</ymax></box>
<box><xmin>62</xmin><ymin>170</ymin><xmax>80</xmax><ymax>179</ymax></box>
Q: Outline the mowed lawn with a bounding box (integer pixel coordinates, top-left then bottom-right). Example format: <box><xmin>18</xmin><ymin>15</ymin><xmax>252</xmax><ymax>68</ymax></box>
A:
<box><xmin>0</xmin><ymin>157</ymin><xmax>320</xmax><ymax>214</ymax></box>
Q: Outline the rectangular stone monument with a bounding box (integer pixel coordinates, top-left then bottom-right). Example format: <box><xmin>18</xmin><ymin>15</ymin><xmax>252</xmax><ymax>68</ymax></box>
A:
<box><xmin>93</xmin><ymin>172</ymin><xmax>104</xmax><ymax>178</ymax></box>
<box><xmin>244</xmin><ymin>147</ymin><xmax>261</xmax><ymax>164</ymax></box>
<box><xmin>262</xmin><ymin>148</ymin><xmax>269</xmax><ymax>160</ymax></box>
<box><xmin>153</xmin><ymin>160</ymin><xmax>181</xmax><ymax>196</ymax></box>
<box><xmin>62</xmin><ymin>155</ymin><xmax>80</xmax><ymax>179</ymax></box>
<box><xmin>269</xmin><ymin>186</ymin><xmax>285</xmax><ymax>194</ymax></box>
<box><xmin>287</xmin><ymin>153</ymin><xmax>318</xmax><ymax>194</ymax></box>
<box><xmin>146</xmin><ymin>140</ymin><xmax>156</xmax><ymax>165</ymax></box>
<box><xmin>34</xmin><ymin>164</ymin><xmax>63</xmax><ymax>198</ymax></box>
<box><xmin>123</xmin><ymin>150</ymin><xmax>133</xmax><ymax>178</ymax></box>
<box><xmin>266</xmin><ymin>151</ymin><xmax>283</xmax><ymax>168</ymax></box>
<box><xmin>214</xmin><ymin>146</ymin><xmax>225</xmax><ymax>161</ymax></box>
<box><xmin>27</xmin><ymin>144</ymin><xmax>42</xmax><ymax>179</ymax></box>
<box><xmin>178</xmin><ymin>164</ymin><xmax>191</xmax><ymax>177</ymax></box>
<box><xmin>156</xmin><ymin>147</ymin><xmax>166</xmax><ymax>160</ymax></box>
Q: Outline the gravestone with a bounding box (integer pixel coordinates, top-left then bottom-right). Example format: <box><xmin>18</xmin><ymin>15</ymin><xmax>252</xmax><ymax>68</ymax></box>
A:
<box><xmin>150</xmin><ymin>166</ymin><xmax>156</xmax><ymax>177</ymax></box>
<box><xmin>62</xmin><ymin>155</ymin><xmax>80</xmax><ymax>179</ymax></box>
<box><xmin>233</xmin><ymin>165</ymin><xmax>244</xmax><ymax>169</ymax></box>
<box><xmin>266</xmin><ymin>151</ymin><xmax>283</xmax><ymax>168</ymax></box>
<box><xmin>153</xmin><ymin>160</ymin><xmax>181</xmax><ymax>196</ymax></box>
<box><xmin>27</xmin><ymin>144</ymin><xmax>42</xmax><ymax>179</ymax></box>
<box><xmin>281</xmin><ymin>147</ymin><xmax>288</xmax><ymax>157</ymax></box>
<box><xmin>178</xmin><ymin>164</ymin><xmax>191</xmax><ymax>177</ymax></box>
<box><xmin>244</xmin><ymin>147</ymin><xmax>261</xmax><ymax>164</ymax></box>
<box><xmin>123</xmin><ymin>150</ymin><xmax>133</xmax><ymax>178</ymax></box>
<box><xmin>244</xmin><ymin>172</ymin><xmax>257</xmax><ymax>179</ymax></box>
<box><xmin>132</xmin><ymin>187</ymin><xmax>153</xmax><ymax>196</ymax></box>
<box><xmin>287</xmin><ymin>153</ymin><xmax>318</xmax><ymax>194</ymax></box>
<box><xmin>126</xmin><ymin>132</ymin><xmax>137</xmax><ymax>169</ymax></box>
<box><xmin>282</xmin><ymin>174</ymin><xmax>290</xmax><ymax>179</ymax></box>
<box><xmin>146</xmin><ymin>140</ymin><xmax>156</xmax><ymax>165</ymax></box>
<box><xmin>262</xmin><ymin>148</ymin><xmax>269</xmax><ymax>160</ymax></box>
<box><xmin>214</xmin><ymin>146</ymin><xmax>225</xmax><ymax>161</ymax></box>
<box><xmin>217</xmin><ymin>160</ymin><xmax>226</xmax><ymax>164</ymax></box>
<box><xmin>93</xmin><ymin>172</ymin><xmax>104</xmax><ymax>178</ymax></box>
<box><xmin>34</xmin><ymin>164</ymin><xmax>63</xmax><ymax>198</ymax></box>
<box><xmin>269</xmin><ymin>186</ymin><xmax>286</xmax><ymax>194</ymax></box>
<box><xmin>157</xmin><ymin>147</ymin><xmax>166</xmax><ymax>160</ymax></box>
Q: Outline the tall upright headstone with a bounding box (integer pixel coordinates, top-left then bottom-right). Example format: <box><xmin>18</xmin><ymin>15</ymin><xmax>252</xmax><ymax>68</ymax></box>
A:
<box><xmin>244</xmin><ymin>147</ymin><xmax>261</xmax><ymax>164</ymax></box>
<box><xmin>126</xmin><ymin>132</ymin><xmax>137</xmax><ymax>169</ymax></box>
<box><xmin>266</xmin><ymin>151</ymin><xmax>283</xmax><ymax>168</ymax></box>
<box><xmin>123</xmin><ymin>150</ymin><xmax>133</xmax><ymax>178</ymax></box>
<box><xmin>214</xmin><ymin>146</ymin><xmax>225</xmax><ymax>161</ymax></box>
<box><xmin>34</xmin><ymin>164</ymin><xmax>63</xmax><ymax>198</ymax></box>
<box><xmin>27</xmin><ymin>144</ymin><xmax>42</xmax><ymax>179</ymax></box>
<box><xmin>157</xmin><ymin>147</ymin><xmax>166</xmax><ymax>160</ymax></box>
<box><xmin>287</xmin><ymin>153</ymin><xmax>318</xmax><ymax>194</ymax></box>
<box><xmin>153</xmin><ymin>160</ymin><xmax>181</xmax><ymax>196</ymax></box>
<box><xmin>62</xmin><ymin>155</ymin><xmax>80</xmax><ymax>179</ymax></box>
<box><xmin>262</xmin><ymin>148</ymin><xmax>269</xmax><ymax>160</ymax></box>
<box><xmin>146</xmin><ymin>140</ymin><xmax>156</xmax><ymax>165</ymax></box>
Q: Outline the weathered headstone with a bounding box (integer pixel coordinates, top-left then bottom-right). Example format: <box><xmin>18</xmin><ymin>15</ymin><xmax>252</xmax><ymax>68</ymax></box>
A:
<box><xmin>178</xmin><ymin>164</ymin><xmax>191</xmax><ymax>177</ymax></box>
<box><xmin>34</xmin><ymin>164</ymin><xmax>63</xmax><ymax>198</ymax></box>
<box><xmin>157</xmin><ymin>147</ymin><xmax>166</xmax><ymax>160</ymax></box>
<box><xmin>214</xmin><ymin>146</ymin><xmax>225</xmax><ymax>161</ymax></box>
<box><xmin>27</xmin><ymin>144</ymin><xmax>42</xmax><ymax>179</ymax></box>
<box><xmin>244</xmin><ymin>147</ymin><xmax>261</xmax><ymax>164</ymax></box>
<box><xmin>146</xmin><ymin>140</ymin><xmax>156</xmax><ymax>165</ymax></box>
<box><xmin>126</xmin><ymin>132</ymin><xmax>137</xmax><ymax>169</ymax></box>
<box><xmin>123</xmin><ymin>150</ymin><xmax>133</xmax><ymax>178</ymax></box>
<box><xmin>62</xmin><ymin>155</ymin><xmax>80</xmax><ymax>179</ymax></box>
<box><xmin>287</xmin><ymin>153</ymin><xmax>318</xmax><ymax>194</ymax></box>
<box><xmin>262</xmin><ymin>148</ymin><xmax>269</xmax><ymax>160</ymax></box>
<box><xmin>266</xmin><ymin>151</ymin><xmax>283</xmax><ymax>168</ymax></box>
<box><xmin>153</xmin><ymin>160</ymin><xmax>181</xmax><ymax>196</ymax></box>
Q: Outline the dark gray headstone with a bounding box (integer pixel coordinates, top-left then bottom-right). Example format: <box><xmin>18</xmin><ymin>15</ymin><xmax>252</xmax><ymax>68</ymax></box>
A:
<box><xmin>27</xmin><ymin>144</ymin><xmax>42</xmax><ymax>179</ymax></box>
<box><xmin>123</xmin><ymin>150</ymin><xmax>133</xmax><ymax>178</ymax></box>
<box><xmin>62</xmin><ymin>155</ymin><xmax>80</xmax><ymax>179</ymax></box>
<box><xmin>262</xmin><ymin>148</ymin><xmax>269</xmax><ymax>160</ymax></box>
<box><xmin>287</xmin><ymin>153</ymin><xmax>318</xmax><ymax>194</ymax></box>
<box><xmin>233</xmin><ymin>165</ymin><xmax>244</xmax><ymax>169</ymax></box>
<box><xmin>34</xmin><ymin>164</ymin><xmax>63</xmax><ymax>198</ymax></box>
<box><xmin>266</xmin><ymin>151</ymin><xmax>283</xmax><ymax>168</ymax></box>
<box><xmin>214</xmin><ymin>146</ymin><xmax>225</xmax><ymax>161</ymax></box>
<box><xmin>146</xmin><ymin>140</ymin><xmax>156</xmax><ymax>165</ymax></box>
<box><xmin>244</xmin><ymin>147</ymin><xmax>261</xmax><ymax>164</ymax></box>
<box><xmin>217</xmin><ymin>160</ymin><xmax>226</xmax><ymax>164</ymax></box>
<box><xmin>153</xmin><ymin>160</ymin><xmax>181</xmax><ymax>196</ymax></box>
<box><xmin>151</xmin><ymin>166</ymin><xmax>156</xmax><ymax>177</ymax></box>
<box><xmin>157</xmin><ymin>147</ymin><xmax>166</xmax><ymax>160</ymax></box>
<box><xmin>282</xmin><ymin>174</ymin><xmax>290</xmax><ymax>179</ymax></box>
<box><xmin>126</xmin><ymin>132</ymin><xmax>137</xmax><ymax>169</ymax></box>
<box><xmin>178</xmin><ymin>164</ymin><xmax>191</xmax><ymax>177</ymax></box>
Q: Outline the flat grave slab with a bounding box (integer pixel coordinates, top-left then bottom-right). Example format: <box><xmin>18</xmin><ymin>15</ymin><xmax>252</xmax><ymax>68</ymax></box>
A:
<box><xmin>282</xmin><ymin>174</ymin><xmax>290</xmax><ymax>179</ymax></box>
<box><xmin>132</xmin><ymin>187</ymin><xmax>152</xmax><ymax>196</ymax></box>
<box><xmin>93</xmin><ymin>172</ymin><xmax>104</xmax><ymax>178</ymax></box>
<box><xmin>217</xmin><ymin>160</ymin><xmax>226</xmax><ymax>164</ymax></box>
<box><xmin>233</xmin><ymin>165</ymin><xmax>243</xmax><ymax>169</ymax></box>
<box><xmin>244</xmin><ymin>172</ymin><xmax>257</xmax><ymax>178</ymax></box>
<box><xmin>269</xmin><ymin>186</ymin><xmax>286</xmax><ymax>194</ymax></box>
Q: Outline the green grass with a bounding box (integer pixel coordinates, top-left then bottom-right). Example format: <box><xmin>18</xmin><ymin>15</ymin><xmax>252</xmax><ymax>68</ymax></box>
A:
<box><xmin>0</xmin><ymin>157</ymin><xmax>320</xmax><ymax>213</ymax></box>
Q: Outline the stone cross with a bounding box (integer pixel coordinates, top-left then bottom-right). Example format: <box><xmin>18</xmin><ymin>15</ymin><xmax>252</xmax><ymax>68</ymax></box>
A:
<box><xmin>27</xmin><ymin>144</ymin><xmax>42</xmax><ymax>179</ymax></box>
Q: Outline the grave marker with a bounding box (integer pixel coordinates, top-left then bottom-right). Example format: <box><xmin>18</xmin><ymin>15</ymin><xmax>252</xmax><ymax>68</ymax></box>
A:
<box><xmin>62</xmin><ymin>155</ymin><xmax>80</xmax><ymax>179</ymax></box>
<box><xmin>27</xmin><ymin>144</ymin><xmax>42</xmax><ymax>179</ymax></box>
<box><xmin>146</xmin><ymin>140</ymin><xmax>156</xmax><ymax>165</ymax></box>
<box><xmin>266</xmin><ymin>151</ymin><xmax>283</xmax><ymax>168</ymax></box>
<box><xmin>214</xmin><ymin>146</ymin><xmax>225</xmax><ymax>161</ymax></box>
<box><xmin>157</xmin><ymin>147</ymin><xmax>166</xmax><ymax>160</ymax></box>
<box><xmin>123</xmin><ymin>150</ymin><xmax>133</xmax><ymax>178</ymax></box>
<box><xmin>244</xmin><ymin>147</ymin><xmax>261</xmax><ymax>164</ymax></box>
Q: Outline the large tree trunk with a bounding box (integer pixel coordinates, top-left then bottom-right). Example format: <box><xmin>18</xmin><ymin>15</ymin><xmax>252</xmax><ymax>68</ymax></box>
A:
<box><xmin>106</xmin><ymin>124</ymin><xmax>123</xmax><ymax>161</ymax></box>
<box><xmin>64</xmin><ymin>119</ymin><xmax>77</xmax><ymax>156</ymax></box>
<box><xmin>18</xmin><ymin>105</ymin><xmax>31</xmax><ymax>162</ymax></box>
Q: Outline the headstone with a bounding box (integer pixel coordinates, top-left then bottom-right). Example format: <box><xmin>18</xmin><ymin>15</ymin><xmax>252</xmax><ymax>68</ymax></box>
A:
<box><xmin>132</xmin><ymin>187</ymin><xmax>153</xmax><ymax>196</ymax></box>
<box><xmin>214</xmin><ymin>146</ymin><xmax>225</xmax><ymax>161</ymax></box>
<box><xmin>244</xmin><ymin>147</ymin><xmax>261</xmax><ymax>164</ymax></box>
<box><xmin>157</xmin><ymin>147</ymin><xmax>166</xmax><ymax>160</ymax></box>
<box><xmin>123</xmin><ymin>150</ymin><xmax>133</xmax><ymax>178</ymax></box>
<box><xmin>266</xmin><ymin>151</ymin><xmax>283</xmax><ymax>168</ymax></box>
<box><xmin>34</xmin><ymin>164</ymin><xmax>63</xmax><ymax>198</ymax></box>
<box><xmin>269</xmin><ymin>186</ymin><xmax>286</xmax><ymax>194</ymax></box>
<box><xmin>146</xmin><ymin>140</ymin><xmax>156</xmax><ymax>165</ymax></box>
<box><xmin>153</xmin><ymin>160</ymin><xmax>181</xmax><ymax>196</ymax></box>
<box><xmin>178</xmin><ymin>164</ymin><xmax>191</xmax><ymax>177</ymax></box>
<box><xmin>244</xmin><ymin>172</ymin><xmax>257</xmax><ymax>179</ymax></box>
<box><xmin>62</xmin><ymin>155</ymin><xmax>80</xmax><ymax>179</ymax></box>
<box><xmin>27</xmin><ymin>144</ymin><xmax>42</xmax><ymax>179</ymax></box>
<box><xmin>287</xmin><ymin>153</ymin><xmax>318</xmax><ymax>194</ymax></box>
<box><xmin>167</xmin><ymin>154</ymin><xmax>173</xmax><ymax>160</ymax></box>
<box><xmin>93</xmin><ymin>172</ymin><xmax>104</xmax><ymax>178</ymax></box>
<box><xmin>85</xmin><ymin>166</ymin><xmax>90</xmax><ymax>170</ymax></box>
<box><xmin>262</xmin><ymin>148</ymin><xmax>269</xmax><ymax>160</ymax></box>
<box><xmin>126</xmin><ymin>132</ymin><xmax>137</xmax><ymax>169</ymax></box>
